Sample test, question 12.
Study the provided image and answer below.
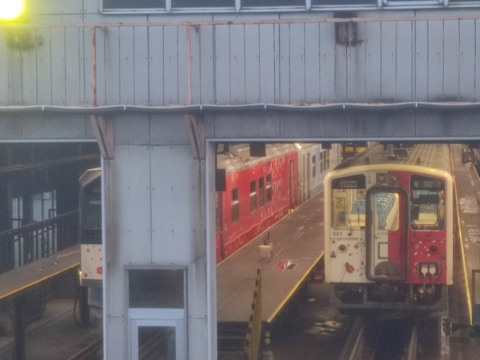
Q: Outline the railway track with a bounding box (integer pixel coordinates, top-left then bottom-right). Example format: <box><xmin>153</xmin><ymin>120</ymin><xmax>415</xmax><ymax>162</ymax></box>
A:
<box><xmin>340</xmin><ymin>315</ymin><xmax>444</xmax><ymax>360</ymax></box>
<box><xmin>67</xmin><ymin>338</ymin><xmax>103</xmax><ymax>360</ymax></box>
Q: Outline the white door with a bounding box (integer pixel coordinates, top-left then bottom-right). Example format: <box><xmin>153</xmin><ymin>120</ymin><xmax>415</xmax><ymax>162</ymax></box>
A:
<box><xmin>129</xmin><ymin>309</ymin><xmax>186</xmax><ymax>360</ymax></box>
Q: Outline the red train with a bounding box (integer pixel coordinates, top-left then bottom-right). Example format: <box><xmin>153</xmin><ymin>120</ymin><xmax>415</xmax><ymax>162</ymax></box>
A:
<box><xmin>215</xmin><ymin>143</ymin><xmax>338</xmax><ymax>263</ymax></box>
<box><xmin>324</xmin><ymin>143</ymin><xmax>453</xmax><ymax>315</ymax></box>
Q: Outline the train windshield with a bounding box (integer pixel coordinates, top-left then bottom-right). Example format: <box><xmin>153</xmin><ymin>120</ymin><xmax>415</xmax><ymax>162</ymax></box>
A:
<box><xmin>370</xmin><ymin>191</ymin><xmax>399</xmax><ymax>231</ymax></box>
<box><xmin>332</xmin><ymin>188</ymin><xmax>366</xmax><ymax>230</ymax></box>
<box><xmin>410</xmin><ymin>175</ymin><xmax>445</xmax><ymax>230</ymax></box>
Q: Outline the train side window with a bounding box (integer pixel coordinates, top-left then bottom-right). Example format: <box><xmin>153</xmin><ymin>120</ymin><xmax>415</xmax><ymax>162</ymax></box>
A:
<box><xmin>312</xmin><ymin>155</ymin><xmax>316</xmax><ymax>178</ymax></box>
<box><xmin>231</xmin><ymin>188</ymin><xmax>239</xmax><ymax>223</ymax></box>
<box><xmin>250</xmin><ymin>180</ymin><xmax>257</xmax><ymax>212</ymax></box>
<box><xmin>258</xmin><ymin>177</ymin><xmax>265</xmax><ymax>207</ymax></box>
<box><xmin>266</xmin><ymin>174</ymin><xmax>272</xmax><ymax>203</ymax></box>
<box><xmin>216</xmin><ymin>194</ymin><xmax>221</xmax><ymax>231</ymax></box>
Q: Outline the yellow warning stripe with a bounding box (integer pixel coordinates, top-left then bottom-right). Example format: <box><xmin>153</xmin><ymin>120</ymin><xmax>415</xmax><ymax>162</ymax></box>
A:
<box><xmin>451</xmin><ymin>148</ymin><xmax>473</xmax><ymax>325</ymax></box>
<box><xmin>0</xmin><ymin>262</ymin><xmax>80</xmax><ymax>301</ymax></box>
<box><xmin>267</xmin><ymin>250</ymin><xmax>324</xmax><ymax>324</ymax></box>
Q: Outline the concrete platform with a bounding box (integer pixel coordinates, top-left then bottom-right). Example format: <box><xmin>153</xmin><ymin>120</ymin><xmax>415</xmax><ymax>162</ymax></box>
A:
<box><xmin>217</xmin><ymin>193</ymin><xmax>324</xmax><ymax>324</ymax></box>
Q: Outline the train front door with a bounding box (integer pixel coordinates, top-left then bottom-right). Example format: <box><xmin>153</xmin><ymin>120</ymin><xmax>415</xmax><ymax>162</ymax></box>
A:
<box><xmin>366</xmin><ymin>188</ymin><xmax>408</xmax><ymax>281</ymax></box>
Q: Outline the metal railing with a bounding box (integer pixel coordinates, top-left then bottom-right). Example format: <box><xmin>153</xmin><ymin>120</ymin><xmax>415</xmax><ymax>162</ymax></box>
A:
<box><xmin>0</xmin><ymin>210</ymin><xmax>79</xmax><ymax>274</ymax></box>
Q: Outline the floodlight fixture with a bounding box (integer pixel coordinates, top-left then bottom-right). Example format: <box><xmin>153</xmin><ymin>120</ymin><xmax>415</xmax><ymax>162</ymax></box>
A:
<box><xmin>0</xmin><ymin>0</ymin><xmax>24</xmax><ymax>22</ymax></box>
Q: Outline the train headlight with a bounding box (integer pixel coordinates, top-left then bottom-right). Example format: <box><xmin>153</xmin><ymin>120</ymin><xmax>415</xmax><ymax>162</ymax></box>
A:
<box><xmin>419</xmin><ymin>262</ymin><xmax>439</xmax><ymax>277</ymax></box>
<box><xmin>420</xmin><ymin>264</ymin><xmax>429</xmax><ymax>276</ymax></box>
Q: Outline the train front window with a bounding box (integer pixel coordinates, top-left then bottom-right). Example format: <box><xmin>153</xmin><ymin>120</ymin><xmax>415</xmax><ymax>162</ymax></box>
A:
<box><xmin>371</xmin><ymin>191</ymin><xmax>399</xmax><ymax>231</ymax></box>
<box><xmin>410</xmin><ymin>175</ymin><xmax>445</xmax><ymax>230</ymax></box>
<box><xmin>331</xmin><ymin>174</ymin><xmax>366</xmax><ymax>230</ymax></box>
<box><xmin>332</xmin><ymin>189</ymin><xmax>366</xmax><ymax>230</ymax></box>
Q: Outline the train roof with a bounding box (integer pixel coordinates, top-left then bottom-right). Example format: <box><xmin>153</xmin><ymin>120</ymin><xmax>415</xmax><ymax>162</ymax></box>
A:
<box><xmin>216</xmin><ymin>143</ymin><xmax>299</xmax><ymax>172</ymax></box>
<box><xmin>334</xmin><ymin>143</ymin><xmax>452</xmax><ymax>174</ymax></box>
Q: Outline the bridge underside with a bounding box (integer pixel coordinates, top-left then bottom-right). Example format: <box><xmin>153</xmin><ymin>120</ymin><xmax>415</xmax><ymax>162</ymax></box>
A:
<box><xmin>1</xmin><ymin>104</ymin><xmax>480</xmax><ymax>143</ymax></box>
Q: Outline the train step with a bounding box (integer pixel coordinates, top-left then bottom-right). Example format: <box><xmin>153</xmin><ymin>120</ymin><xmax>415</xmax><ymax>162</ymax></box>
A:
<box><xmin>218</xmin><ymin>322</ymin><xmax>248</xmax><ymax>359</ymax></box>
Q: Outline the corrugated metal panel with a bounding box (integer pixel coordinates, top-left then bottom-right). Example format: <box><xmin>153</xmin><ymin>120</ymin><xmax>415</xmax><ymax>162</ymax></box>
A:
<box><xmin>3</xmin><ymin>14</ymin><xmax>480</xmax><ymax>107</ymax></box>
<box><xmin>119</xmin><ymin>26</ymin><xmax>135</xmax><ymax>104</ymax></box>
<box><xmin>305</xmin><ymin>23</ymin><xmax>320</xmax><ymax>102</ymax></box>
<box><xmin>364</xmin><ymin>21</ymin><xmax>381</xmax><ymax>102</ymax></box>
<box><xmin>289</xmin><ymin>23</ymin><xmax>306</xmax><ymax>103</ymax></box>
<box><xmin>105</xmin><ymin>26</ymin><xmax>121</xmax><ymax>104</ymax></box>
<box><xmin>164</xmin><ymin>26</ymin><xmax>181</xmax><ymax>104</ymax></box>
<box><xmin>427</xmin><ymin>20</ymin><xmax>444</xmax><ymax>101</ymax></box>
<box><xmin>149</xmin><ymin>26</ymin><xmax>166</xmax><ymax>104</ymax></box>
<box><xmin>133</xmin><ymin>26</ymin><xmax>150</xmax><ymax>105</ymax></box>
<box><xmin>230</xmin><ymin>24</ymin><xmax>246</xmax><ymax>104</ymax></box>
<box><xmin>214</xmin><ymin>25</ymin><xmax>231</xmax><ymax>104</ymax></box>
<box><xmin>278</xmin><ymin>23</ymin><xmax>290</xmax><ymax>103</ymax></box>
<box><xmin>260</xmin><ymin>23</ymin><xmax>277</xmax><ymax>103</ymax></box>
<box><xmin>396</xmin><ymin>20</ymin><xmax>414</xmax><ymax>101</ymax></box>
<box><xmin>319</xmin><ymin>22</ymin><xmax>336</xmax><ymax>102</ymax></box>
<box><xmin>245</xmin><ymin>24</ymin><xmax>260</xmax><ymax>103</ymax></box>
<box><xmin>458</xmin><ymin>19</ymin><xmax>476</xmax><ymax>101</ymax></box>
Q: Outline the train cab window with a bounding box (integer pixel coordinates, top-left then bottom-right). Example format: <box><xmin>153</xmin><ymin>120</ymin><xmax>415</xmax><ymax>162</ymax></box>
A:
<box><xmin>231</xmin><ymin>187</ymin><xmax>239</xmax><ymax>223</ymax></box>
<box><xmin>250</xmin><ymin>180</ymin><xmax>257</xmax><ymax>212</ymax></box>
<box><xmin>332</xmin><ymin>189</ymin><xmax>366</xmax><ymax>230</ymax></box>
<box><xmin>266</xmin><ymin>174</ymin><xmax>272</xmax><ymax>203</ymax></box>
<box><xmin>410</xmin><ymin>176</ymin><xmax>444</xmax><ymax>230</ymax></box>
<box><xmin>258</xmin><ymin>177</ymin><xmax>265</xmax><ymax>207</ymax></box>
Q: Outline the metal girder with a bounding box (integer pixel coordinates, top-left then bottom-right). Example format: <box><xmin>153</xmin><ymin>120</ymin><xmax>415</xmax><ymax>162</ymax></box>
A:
<box><xmin>185</xmin><ymin>114</ymin><xmax>205</xmax><ymax>159</ymax></box>
<box><xmin>90</xmin><ymin>115</ymin><xmax>114</xmax><ymax>160</ymax></box>
<box><xmin>204</xmin><ymin>108</ymin><xmax>480</xmax><ymax>142</ymax></box>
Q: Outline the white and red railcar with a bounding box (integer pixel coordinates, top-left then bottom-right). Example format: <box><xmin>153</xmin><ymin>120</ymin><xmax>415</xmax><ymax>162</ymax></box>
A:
<box><xmin>324</xmin><ymin>143</ymin><xmax>453</xmax><ymax>314</ymax></box>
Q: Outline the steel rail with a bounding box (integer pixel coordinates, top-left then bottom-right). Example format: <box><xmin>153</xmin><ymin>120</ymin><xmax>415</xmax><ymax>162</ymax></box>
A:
<box><xmin>67</xmin><ymin>338</ymin><xmax>103</xmax><ymax>360</ymax></box>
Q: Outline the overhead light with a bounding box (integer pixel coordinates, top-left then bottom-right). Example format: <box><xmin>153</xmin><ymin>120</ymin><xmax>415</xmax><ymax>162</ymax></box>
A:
<box><xmin>0</xmin><ymin>0</ymin><xmax>24</xmax><ymax>21</ymax></box>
